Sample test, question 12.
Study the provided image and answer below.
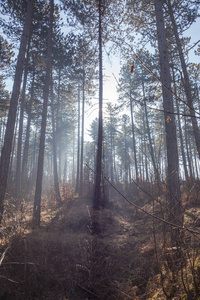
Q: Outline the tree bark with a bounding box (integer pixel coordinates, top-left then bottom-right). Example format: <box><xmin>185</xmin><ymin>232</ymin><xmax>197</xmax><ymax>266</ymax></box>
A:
<box><xmin>15</xmin><ymin>37</ymin><xmax>31</xmax><ymax>198</ymax></box>
<box><xmin>144</xmin><ymin>98</ymin><xmax>161</xmax><ymax>191</ymax></box>
<box><xmin>8</xmin><ymin>108</ymin><xmax>19</xmax><ymax>184</ymax></box>
<box><xmin>185</xmin><ymin>116</ymin><xmax>193</xmax><ymax>178</ymax></box>
<box><xmin>130</xmin><ymin>98</ymin><xmax>139</xmax><ymax>183</ymax></box>
<box><xmin>0</xmin><ymin>0</ymin><xmax>34</xmax><ymax>223</ymax></box>
<box><xmin>110</xmin><ymin>124</ymin><xmax>114</xmax><ymax>184</ymax></box>
<box><xmin>56</xmin><ymin>67</ymin><xmax>62</xmax><ymax>179</ymax></box>
<box><xmin>141</xmin><ymin>72</ymin><xmax>160</xmax><ymax>190</ymax></box>
<box><xmin>167</xmin><ymin>0</ymin><xmax>200</xmax><ymax>158</ymax></box>
<box><xmin>154</xmin><ymin>0</ymin><xmax>182</xmax><ymax>243</ymax></box>
<box><xmin>75</xmin><ymin>81</ymin><xmax>81</xmax><ymax>193</ymax></box>
<box><xmin>79</xmin><ymin>70</ymin><xmax>85</xmax><ymax>196</ymax></box>
<box><xmin>21</xmin><ymin>70</ymin><xmax>35</xmax><ymax>187</ymax></box>
<box><xmin>33</xmin><ymin>0</ymin><xmax>54</xmax><ymax>227</ymax></box>
<box><xmin>51</xmin><ymin>80</ymin><xmax>61</xmax><ymax>204</ymax></box>
<box><xmin>93</xmin><ymin>0</ymin><xmax>103</xmax><ymax>209</ymax></box>
<box><xmin>172</xmin><ymin>68</ymin><xmax>189</xmax><ymax>180</ymax></box>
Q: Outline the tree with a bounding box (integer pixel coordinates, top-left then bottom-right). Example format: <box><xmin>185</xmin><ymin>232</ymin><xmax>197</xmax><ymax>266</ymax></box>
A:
<box><xmin>171</xmin><ymin>67</ymin><xmax>189</xmax><ymax>180</ymax></box>
<box><xmin>104</xmin><ymin>103</ymin><xmax>119</xmax><ymax>185</ymax></box>
<box><xmin>0</xmin><ymin>35</ymin><xmax>14</xmax><ymax>69</ymax></box>
<box><xmin>116</xmin><ymin>114</ymin><xmax>132</xmax><ymax>191</ymax></box>
<box><xmin>0</xmin><ymin>0</ymin><xmax>34</xmax><ymax>223</ymax></box>
<box><xmin>154</xmin><ymin>0</ymin><xmax>182</xmax><ymax>243</ymax></box>
<box><xmin>50</xmin><ymin>81</ymin><xmax>61</xmax><ymax>204</ymax></box>
<box><xmin>166</xmin><ymin>0</ymin><xmax>200</xmax><ymax>159</ymax></box>
<box><xmin>0</xmin><ymin>35</ymin><xmax>13</xmax><ymax>150</ymax></box>
<box><xmin>118</xmin><ymin>64</ymin><xmax>139</xmax><ymax>184</ymax></box>
<box><xmin>15</xmin><ymin>37</ymin><xmax>31</xmax><ymax>198</ymax></box>
<box><xmin>21</xmin><ymin>69</ymin><xmax>35</xmax><ymax>188</ymax></box>
<box><xmin>75</xmin><ymin>81</ymin><xmax>81</xmax><ymax>193</ymax></box>
<box><xmin>33</xmin><ymin>0</ymin><xmax>54</xmax><ymax>227</ymax></box>
<box><xmin>93</xmin><ymin>0</ymin><xmax>103</xmax><ymax>209</ymax></box>
<box><xmin>79</xmin><ymin>68</ymin><xmax>85</xmax><ymax>196</ymax></box>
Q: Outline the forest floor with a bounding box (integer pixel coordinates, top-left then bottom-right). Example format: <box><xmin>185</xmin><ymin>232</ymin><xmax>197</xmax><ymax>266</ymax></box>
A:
<box><xmin>1</xmin><ymin>183</ymin><xmax>200</xmax><ymax>299</ymax></box>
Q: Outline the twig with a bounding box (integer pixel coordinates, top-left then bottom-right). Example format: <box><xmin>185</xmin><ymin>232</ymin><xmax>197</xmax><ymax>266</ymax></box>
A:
<box><xmin>134</xmin><ymin>54</ymin><xmax>200</xmax><ymax>116</ymax></box>
<box><xmin>0</xmin><ymin>246</ymin><xmax>10</xmax><ymax>266</ymax></box>
<box><xmin>86</xmin><ymin>164</ymin><xmax>200</xmax><ymax>236</ymax></box>
<box><xmin>113</xmin><ymin>37</ymin><xmax>200</xmax><ymax>117</ymax></box>
<box><xmin>185</xmin><ymin>39</ymin><xmax>200</xmax><ymax>54</ymax></box>
<box><xmin>76</xmin><ymin>283</ymin><xmax>100</xmax><ymax>298</ymax></box>
<box><xmin>0</xmin><ymin>275</ymin><xmax>20</xmax><ymax>284</ymax></box>
<box><xmin>114</xmin><ymin>286</ymin><xmax>132</xmax><ymax>299</ymax></box>
<box><xmin>2</xmin><ymin>262</ymin><xmax>36</xmax><ymax>265</ymax></box>
<box><xmin>113</xmin><ymin>73</ymin><xmax>200</xmax><ymax>119</ymax></box>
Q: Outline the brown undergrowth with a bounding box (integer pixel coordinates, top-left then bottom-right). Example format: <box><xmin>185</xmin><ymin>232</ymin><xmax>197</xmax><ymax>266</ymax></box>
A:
<box><xmin>0</xmin><ymin>184</ymin><xmax>200</xmax><ymax>299</ymax></box>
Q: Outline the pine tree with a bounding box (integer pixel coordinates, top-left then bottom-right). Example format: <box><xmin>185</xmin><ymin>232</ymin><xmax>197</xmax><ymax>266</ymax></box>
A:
<box><xmin>154</xmin><ymin>0</ymin><xmax>182</xmax><ymax>244</ymax></box>
<box><xmin>0</xmin><ymin>0</ymin><xmax>34</xmax><ymax>223</ymax></box>
<box><xmin>33</xmin><ymin>0</ymin><xmax>54</xmax><ymax>227</ymax></box>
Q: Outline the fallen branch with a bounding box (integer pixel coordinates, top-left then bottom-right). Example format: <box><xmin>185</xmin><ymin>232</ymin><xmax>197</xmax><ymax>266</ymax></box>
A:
<box><xmin>0</xmin><ymin>275</ymin><xmax>20</xmax><ymax>284</ymax></box>
<box><xmin>76</xmin><ymin>283</ymin><xmax>100</xmax><ymax>298</ymax></box>
<box><xmin>0</xmin><ymin>246</ymin><xmax>10</xmax><ymax>266</ymax></box>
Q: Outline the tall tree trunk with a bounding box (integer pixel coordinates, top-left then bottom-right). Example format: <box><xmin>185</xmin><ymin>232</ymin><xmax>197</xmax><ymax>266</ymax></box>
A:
<box><xmin>21</xmin><ymin>70</ymin><xmax>35</xmax><ymax>187</ymax></box>
<box><xmin>130</xmin><ymin>98</ymin><xmax>139</xmax><ymax>183</ymax></box>
<box><xmin>93</xmin><ymin>0</ymin><xmax>103</xmax><ymax>209</ymax></box>
<box><xmin>51</xmin><ymin>80</ymin><xmax>61</xmax><ymax>204</ymax></box>
<box><xmin>0</xmin><ymin>120</ymin><xmax>2</xmax><ymax>151</ymax></box>
<box><xmin>172</xmin><ymin>69</ymin><xmax>189</xmax><ymax>180</ymax></box>
<box><xmin>79</xmin><ymin>71</ymin><xmax>85</xmax><ymax>196</ymax></box>
<box><xmin>154</xmin><ymin>0</ymin><xmax>182</xmax><ymax>243</ymax></box>
<box><xmin>15</xmin><ymin>38</ymin><xmax>31</xmax><ymax>198</ymax></box>
<box><xmin>33</xmin><ymin>0</ymin><xmax>54</xmax><ymax>227</ymax></box>
<box><xmin>0</xmin><ymin>0</ymin><xmax>34</xmax><ymax>223</ymax></box>
<box><xmin>143</xmin><ymin>109</ymin><xmax>149</xmax><ymax>182</ymax></box>
<box><xmin>8</xmin><ymin>108</ymin><xmax>20</xmax><ymax>184</ymax></box>
<box><xmin>110</xmin><ymin>127</ymin><xmax>114</xmax><ymax>184</ymax></box>
<box><xmin>185</xmin><ymin>117</ymin><xmax>193</xmax><ymax>179</ymax></box>
<box><xmin>124</xmin><ymin>118</ymin><xmax>128</xmax><ymax>191</ymax></box>
<box><xmin>141</xmin><ymin>73</ymin><xmax>160</xmax><ymax>191</ymax></box>
<box><xmin>56</xmin><ymin>67</ymin><xmax>61</xmax><ymax>179</ymax></box>
<box><xmin>188</xmin><ymin>135</ymin><xmax>195</xmax><ymax>177</ymax></box>
<box><xmin>75</xmin><ymin>81</ymin><xmax>81</xmax><ymax>193</ymax></box>
<box><xmin>29</xmin><ymin>127</ymin><xmax>39</xmax><ymax>189</ymax></box>
<box><xmin>167</xmin><ymin>0</ymin><xmax>200</xmax><ymax>158</ymax></box>
<box><xmin>72</xmin><ymin>125</ymin><xmax>75</xmax><ymax>186</ymax></box>
<box><xmin>193</xmin><ymin>148</ymin><xmax>199</xmax><ymax>179</ymax></box>
<box><xmin>0</xmin><ymin>117</ymin><xmax>5</xmax><ymax>151</ymax></box>
<box><xmin>144</xmin><ymin>98</ymin><xmax>161</xmax><ymax>192</ymax></box>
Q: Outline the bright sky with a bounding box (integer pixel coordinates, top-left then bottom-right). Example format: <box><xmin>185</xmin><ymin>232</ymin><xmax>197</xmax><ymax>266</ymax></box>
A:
<box><xmin>1</xmin><ymin>6</ymin><xmax>199</xmax><ymax>141</ymax></box>
<box><xmin>84</xmin><ymin>17</ymin><xmax>200</xmax><ymax>139</ymax></box>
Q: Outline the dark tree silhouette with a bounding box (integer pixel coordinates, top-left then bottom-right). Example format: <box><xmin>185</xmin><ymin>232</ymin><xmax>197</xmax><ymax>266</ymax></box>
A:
<box><xmin>93</xmin><ymin>0</ymin><xmax>103</xmax><ymax>209</ymax></box>
<box><xmin>33</xmin><ymin>0</ymin><xmax>54</xmax><ymax>227</ymax></box>
<box><xmin>0</xmin><ymin>0</ymin><xmax>34</xmax><ymax>223</ymax></box>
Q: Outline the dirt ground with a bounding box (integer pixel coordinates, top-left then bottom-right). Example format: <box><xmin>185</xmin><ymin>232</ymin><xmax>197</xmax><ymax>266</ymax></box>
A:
<box><xmin>0</xmin><ymin>189</ymin><xmax>200</xmax><ymax>299</ymax></box>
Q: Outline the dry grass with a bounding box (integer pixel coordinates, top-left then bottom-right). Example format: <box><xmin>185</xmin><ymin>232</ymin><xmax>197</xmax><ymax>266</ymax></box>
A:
<box><xmin>0</xmin><ymin>186</ymin><xmax>200</xmax><ymax>299</ymax></box>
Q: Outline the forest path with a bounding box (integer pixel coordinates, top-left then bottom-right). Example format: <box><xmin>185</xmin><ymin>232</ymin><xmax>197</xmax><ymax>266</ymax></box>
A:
<box><xmin>0</xmin><ymin>194</ymin><xmax>161</xmax><ymax>300</ymax></box>
<box><xmin>1</xmin><ymin>188</ymin><xmax>200</xmax><ymax>299</ymax></box>
<box><xmin>43</xmin><ymin>195</ymin><xmax>144</xmax><ymax>243</ymax></box>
